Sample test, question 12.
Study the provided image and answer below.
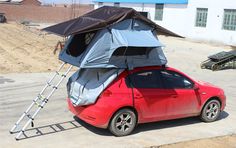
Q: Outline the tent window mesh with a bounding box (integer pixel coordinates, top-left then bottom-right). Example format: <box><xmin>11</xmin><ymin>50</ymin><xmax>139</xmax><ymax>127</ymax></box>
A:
<box><xmin>85</xmin><ymin>33</ymin><xmax>95</xmax><ymax>45</ymax></box>
<box><xmin>223</xmin><ymin>9</ymin><xmax>236</xmax><ymax>31</ymax></box>
<box><xmin>112</xmin><ymin>47</ymin><xmax>152</xmax><ymax>56</ymax></box>
<box><xmin>155</xmin><ymin>4</ymin><xmax>164</xmax><ymax>21</ymax></box>
<box><xmin>195</xmin><ymin>8</ymin><xmax>208</xmax><ymax>27</ymax></box>
<box><xmin>66</xmin><ymin>32</ymin><xmax>96</xmax><ymax>57</ymax></box>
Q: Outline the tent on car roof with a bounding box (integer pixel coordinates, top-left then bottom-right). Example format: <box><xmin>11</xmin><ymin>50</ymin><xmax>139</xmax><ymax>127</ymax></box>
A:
<box><xmin>43</xmin><ymin>6</ymin><xmax>181</xmax><ymax>69</ymax></box>
<box><xmin>43</xmin><ymin>6</ymin><xmax>182</xmax><ymax>106</ymax></box>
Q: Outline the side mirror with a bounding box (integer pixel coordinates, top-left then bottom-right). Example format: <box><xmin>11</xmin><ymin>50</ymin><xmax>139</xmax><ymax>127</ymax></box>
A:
<box><xmin>193</xmin><ymin>83</ymin><xmax>199</xmax><ymax>90</ymax></box>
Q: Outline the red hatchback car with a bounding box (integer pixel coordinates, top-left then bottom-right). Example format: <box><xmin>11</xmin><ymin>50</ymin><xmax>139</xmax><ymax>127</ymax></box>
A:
<box><xmin>67</xmin><ymin>66</ymin><xmax>226</xmax><ymax>136</ymax></box>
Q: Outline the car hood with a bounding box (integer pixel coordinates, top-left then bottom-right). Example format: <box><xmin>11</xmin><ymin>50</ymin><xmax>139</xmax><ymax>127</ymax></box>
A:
<box><xmin>197</xmin><ymin>80</ymin><xmax>221</xmax><ymax>89</ymax></box>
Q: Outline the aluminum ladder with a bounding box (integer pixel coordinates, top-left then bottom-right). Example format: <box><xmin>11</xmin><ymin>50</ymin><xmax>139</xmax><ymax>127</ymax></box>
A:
<box><xmin>9</xmin><ymin>62</ymin><xmax>73</xmax><ymax>140</ymax></box>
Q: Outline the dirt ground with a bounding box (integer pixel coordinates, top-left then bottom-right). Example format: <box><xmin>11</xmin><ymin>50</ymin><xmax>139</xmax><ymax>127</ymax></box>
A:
<box><xmin>159</xmin><ymin>135</ymin><xmax>236</xmax><ymax>148</ymax></box>
<box><xmin>0</xmin><ymin>22</ymin><xmax>63</xmax><ymax>74</ymax></box>
<box><xmin>0</xmin><ymin>23</ymin><xmax>236</xmax><ymax>147</ymax></box>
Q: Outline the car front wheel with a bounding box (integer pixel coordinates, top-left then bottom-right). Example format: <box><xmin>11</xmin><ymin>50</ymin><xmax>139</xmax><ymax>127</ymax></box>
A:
<box><xmin>200</xmin><ymin>99</ymin><xmax>221</xmax><ymax>122</ymax></box>
<box><xmin>109</xmin><ymin>109</ymin><xmax>137</xmax><ymax>136</ymax></box>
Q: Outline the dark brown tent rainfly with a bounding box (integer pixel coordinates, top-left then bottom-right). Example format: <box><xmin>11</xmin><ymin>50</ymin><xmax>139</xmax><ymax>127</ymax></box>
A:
<box><xmin>43</xmin><ymin>6</ymin><xmax>182</xmax><ymax>37</ymax></box>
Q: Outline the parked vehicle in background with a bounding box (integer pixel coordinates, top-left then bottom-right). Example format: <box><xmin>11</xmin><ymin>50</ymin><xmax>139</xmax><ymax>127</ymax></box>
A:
<box><xmin>0</xmin><ymin>13</ymin><xmax>6</xmax><ymax>23</ymax></box>
<box><xmin>67</xmin><ymin>66</ymin><xmax>226</xmax><ymax>136</ymax></box>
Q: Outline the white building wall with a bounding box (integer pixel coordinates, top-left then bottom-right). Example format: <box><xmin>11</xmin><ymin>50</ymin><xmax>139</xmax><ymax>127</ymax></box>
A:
<box><xmin>94</xmin><ymin>0</ymin><xmax>236</xmax><ymax>45</ymax></box>
<box><xmin>94</xmin><ymin>2</ymin><xmax>113</xmax><ymax>9</ymax></box>
<box><xmin>186</xmin><ymin>0</ymin><xmax>236</xmax><ymax>45</ymax></box>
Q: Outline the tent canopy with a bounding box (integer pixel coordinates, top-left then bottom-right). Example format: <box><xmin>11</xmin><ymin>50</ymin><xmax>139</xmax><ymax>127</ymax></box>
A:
<box><xmin>43</xmin><ymin>6</ymin><xmax>182</xmax><ymax>37</ymax></box>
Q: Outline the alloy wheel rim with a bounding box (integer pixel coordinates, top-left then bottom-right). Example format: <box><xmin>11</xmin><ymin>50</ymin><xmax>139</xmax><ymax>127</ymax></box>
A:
<box><xmin>115</xmin><ymin>113</ymin><xmax>132</xmax><ymax>132</ymax></box>
<box><xmin>206</xmin><ymin>102</ymin><xmax>219</xmax><ymax>119</ymax></box>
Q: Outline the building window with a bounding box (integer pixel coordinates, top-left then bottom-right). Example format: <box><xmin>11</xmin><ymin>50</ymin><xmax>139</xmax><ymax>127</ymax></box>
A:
<box><xmin>155</xmin><ymin>4</ymin><xmax>164</xmax><ymax>21</ymax></box>
<box><xmin>195</xmin><ymin>8</ymin><xmax>208</xmax><ymax>27</ymax></box>
<box><xmin>114</xmin><ymin>2</ymin><xmax>120</xmax><ymax>7</ymax></box>
<box><xmin>98</xmin><ymin>2</ymin><xmax>103</xmax><ymax>7</ymax></box>
<box><xmin>223</xmin><ymin>9</ymin><xmax>236</xmax><ymax>31</ymax></box>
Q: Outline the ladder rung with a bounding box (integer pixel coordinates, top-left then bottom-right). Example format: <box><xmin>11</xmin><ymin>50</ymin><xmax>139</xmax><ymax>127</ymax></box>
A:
<box><xmin>13</xmin><ymin>123</ymin><xmax>19</xmax><ymax>127</ymax></box>
<box><xmin>46</xmin><ymin>81</ymin><xmax>52</xmax><ymax>86</ymax></box>
<box><xmin>43</xmin><ymin>98</ymin><xmax>49</xmax><ymax>103</ymax></box>
<box><xmin>52</xmin><ymin>86</ymin><xmax>58</xmax><ymax>89</ymax></box>
<box><xmin>56</xmin><ymin>71</ymin><xmax>67</xmax><ymax>77</ymax></box>
<box><xmin>38</xmin><ymin>95</ymin><xmax>49</xmax><ymax>103</ymax></box>
<box><xmin>33</xmin><ymin>100</ymin><xmax>43</xmax><ymax>108</ymax></box>
<box><xmin>26</xmin><ymin>113</ymin><xmax>34</xmax><ymax>121</ymax></box>
<box><xmin>37</xmin><ymin>94</ymin><xmax>49</xmax><ymax>104</ymax></box>
<box><xmin>45</xmin><ymin>82</ymin><xmax>58</xmax><ymax>89</ymax></box>
<box><xmin>37</xmin><ymin>94</ymin><xmax>46</xmax><ymax>100</ymax></box>
<box><xmin>56</xmin><ymin>71</ymin><xmax>60</xmax><ymax>75</ymax></box>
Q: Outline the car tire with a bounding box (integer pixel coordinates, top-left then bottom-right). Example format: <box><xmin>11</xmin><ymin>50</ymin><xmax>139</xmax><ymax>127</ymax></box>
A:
<box><xmin>109</xmin><ymin>109</ymin><xmax>137</xmax><ymax>136</ymax></box>
<box><xmin>200</xmin><ymin>99</ymin><xmax>221</xmax><ymax>122</ymax></box>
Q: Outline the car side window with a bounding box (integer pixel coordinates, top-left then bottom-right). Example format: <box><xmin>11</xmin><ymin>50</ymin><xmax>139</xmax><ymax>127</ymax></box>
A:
<box><xmin>126</xmin><ymin>70</ymin><xmax>163</xmax><ymax>88</ymax></box>
<box><xmin>160</xmin><ymin>70</ymin><xmax>193</xmax><ymax>89</ymax></box>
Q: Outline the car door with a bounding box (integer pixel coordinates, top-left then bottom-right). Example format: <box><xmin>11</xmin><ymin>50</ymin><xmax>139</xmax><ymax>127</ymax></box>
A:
<box><xmin>127</xmin><ymin>69</ymin><xmax>169</xmax><ymax>123</ymax></box>
<box><xmin>160</xmin><ymin>70</ymin><xmax>200</xmax><ymax>118</ymax></box>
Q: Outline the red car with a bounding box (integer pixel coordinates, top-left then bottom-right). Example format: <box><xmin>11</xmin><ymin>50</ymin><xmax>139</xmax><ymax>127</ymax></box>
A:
<box><xmin>67</xmin><ymin>66</ymin><xmax>226</xmax><ymax>136</ymax></box>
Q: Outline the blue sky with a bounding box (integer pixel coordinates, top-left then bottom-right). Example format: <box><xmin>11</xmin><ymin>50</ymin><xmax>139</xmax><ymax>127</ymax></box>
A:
<box><xmin>40</xmin><ymin>0</ymin><xmax>93</xmax><ymax>4</ymax></box>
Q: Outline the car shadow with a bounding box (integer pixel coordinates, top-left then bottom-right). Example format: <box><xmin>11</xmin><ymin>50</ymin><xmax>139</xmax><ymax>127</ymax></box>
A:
<box><xmin>134</xmin><ymin>111</ymin><xmax>229</xmax><ymax>135</ymax></box>
<box><xmin>10</xmin><ymin>112</ymin><xmax>229</xmax><ymax>140</ymax></box>
<box><xmin>73</xmin><ymin>111</ymin><xmax>229</xmax><ymax>136</ymax></box>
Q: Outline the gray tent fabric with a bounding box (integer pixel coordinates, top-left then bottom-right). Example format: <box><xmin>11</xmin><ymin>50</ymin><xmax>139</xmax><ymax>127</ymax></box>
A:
<box><xmin>59</xmin><ymin>19</ymin><xmax>167</xmax><ymax>69</ymax></box>
<box><xmin>67</xmin><ymin>68</ymin><xmax>124</xmax><ymax>106</ymax></box>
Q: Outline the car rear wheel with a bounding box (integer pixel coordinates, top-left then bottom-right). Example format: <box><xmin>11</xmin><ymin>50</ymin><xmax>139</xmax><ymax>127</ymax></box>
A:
<box><xmin>109</xmin><ymin>109</ymin><xmax>137</xmax><ymax>136</ymax></box>
<box><xmin>200</xmin><ymin>99</ymin><xmax>221</xmax><ymax>122</ymax></box>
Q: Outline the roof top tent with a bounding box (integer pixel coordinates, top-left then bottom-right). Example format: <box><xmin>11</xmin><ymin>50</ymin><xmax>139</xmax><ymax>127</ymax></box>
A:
<box><xmin>43</xmin><ymin>6</ymin><xmax>182</xmax><ymax>106</ymax></box>
<box><xmin>43</xmin><ymin>6</ymin><xmax>181</xmax><ymax>69</ymax></box>
<box><xmin>58</xmin><ymin>19</ymin><xmax>166</xmax><ymax>69</ymax></box>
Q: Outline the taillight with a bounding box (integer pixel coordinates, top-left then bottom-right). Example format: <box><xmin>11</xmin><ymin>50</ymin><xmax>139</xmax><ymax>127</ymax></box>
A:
<box><xmin>101</xmin><ymin>90</ymin><xmax>112</xmax><ymax>97</ymax></box>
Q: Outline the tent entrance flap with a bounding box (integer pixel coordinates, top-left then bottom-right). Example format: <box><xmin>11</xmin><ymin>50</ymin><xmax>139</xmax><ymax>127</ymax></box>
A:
<box><xmin>65</xmin><ymin>32</ymin><xmax>96</xmax><ymax>57</ymax></box>
<box><xmin>58</xmin><ymin>31</ymin><xmax>97</xmax><ymax>66</ymax></box>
